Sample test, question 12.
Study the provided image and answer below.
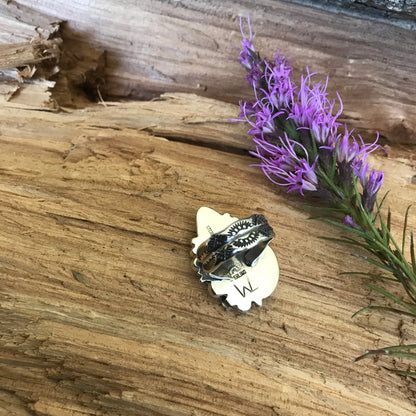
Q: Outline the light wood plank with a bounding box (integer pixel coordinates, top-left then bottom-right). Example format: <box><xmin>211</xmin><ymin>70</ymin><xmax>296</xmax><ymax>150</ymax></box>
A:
<box><xmin>0</xmin><ymin>94</ymin><xmax>415</xmax><ymax>415</ymax></box>
<box><xmin>1</xmin><ymin>1</ymin><xmax>415</xmax><ymax>143</ymax></box>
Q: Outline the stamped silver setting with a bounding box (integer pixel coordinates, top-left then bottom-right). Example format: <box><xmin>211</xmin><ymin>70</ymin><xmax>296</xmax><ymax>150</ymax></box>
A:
<box><xmin>192</xmin><ymin>207</ymin><xmax>279</xmax><ymax>311</ymax></box>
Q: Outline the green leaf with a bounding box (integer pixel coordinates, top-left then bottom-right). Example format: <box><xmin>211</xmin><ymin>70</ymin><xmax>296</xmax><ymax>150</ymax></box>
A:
<box><xmin>330</xmin><ymin>138</ymin><xmax>340</xmax><ymax>179</ymax></box>
<box><xmin>318</xmin><ymin>169</ymin><xmax>344</xmax><ymax>198</ymax></box>
<box><xmin>386</xmin><ymin>209</ymin><xmax>391</xmax><ymax>245</ymax></box>
<box><xmin>325</xmin><ymin>219</ymin><xmax>367</xmax><ymax>238</ymax></box>
<box><xmin>375</xmin><ymin>204</ymin><xmax>390</xmax><ymax>245</ymax></box>
<box><xmin>402</xmin><ymin>205</ymin><xmax>412</xmax><ymax>254</ymax></box>
<box><xmin>340</xmin><ymin>271</ymin><xmax>395</xmax><ymax>281</ymax></box>
<box><xmin>411</xmin><ymin>232</ymin><xmax>416</xmax><ymax>274</ymax></box>
<box><xmin>353</xmin><ymin>351</ymin><xmax>377</xmax><ymax>362</ymax></box>
<box><xmin>379</xmin><ymin>344</ymin><xmax>416</xmax><ymax>352</ymax></box>
<box><xmin>320</xmin><ymin>236</ymin><xmax>360</xmax><ymax>245</ymax></box>
<box><xmin>358</xmin><ymin>212</ymin><xmax>416</xmax><ymax>286</ymax></box>
<box><xmin>383</xmin><ymin>352</ymin><xmax>416</xmax><ymax>359</ymax></box>
<box><xmin>352</xmin><ymin>305</ymin><xmax>416</xmax><ymax>319</ymax></box>
<box><xmin>351</xmin><ymin>254</ymin><xmax>394</xmax><ymax>273</ymax></box>
<box><xmin>377</xmin><ymin>190</ymin><xmax>390</xmax><ymax>212</ymax></box>
<box><xmin>303</xmin><ymin>205</ymin><xmax>346</xmax><ymax>213</ymax></box>
<box><xmin>320</xmin><ymin>236</ymin><xmax>372</xmax><ymax>253</ymax></box>
<box><xmin>284</xmin><ymin>118</ymin><xmax>300</xmax><ymax>140</ymax></box>
<box><xmin>366</xmin><ymin>213</ymin><xmax>404</xmax><ymax>263</ymax></box>
<box><xmin>373</xmin><ymin>191</ymin><xmax>390</xmax><ymax>224</ymax></box>
<box><xmin>354</xmin><ymin>344</ymin><xmax>416</xmax><ymax>362</ymax></box>
<box><xmin>393</xmin><ymin>370</ymin><xmax>416</xmax><ymax>379</ymax></box>
<box><xmin>366</xmin><ymin>283</ymin><xmax>416</xmax><ymax>316</ymax></box>
<box><xmin>308</xmin><ymin>214</ymin><xmax>340</xmax><ymax>221</ymax></box>
<box><xmin>309</xmin><ymin>129</ymin><xmax>318</xmax><ymax>159</ymax></box>
<box><xmin>352</xmin><ymin>175</ymin><xmax>363</xmax><ymax>209</ymax></box>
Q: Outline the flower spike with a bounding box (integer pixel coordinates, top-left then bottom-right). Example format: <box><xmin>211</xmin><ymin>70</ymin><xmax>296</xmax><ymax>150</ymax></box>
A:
<box><xmin>237</xmin><ymin>17</ymin><xmax>416</xmax><ymax>375</ymax></box>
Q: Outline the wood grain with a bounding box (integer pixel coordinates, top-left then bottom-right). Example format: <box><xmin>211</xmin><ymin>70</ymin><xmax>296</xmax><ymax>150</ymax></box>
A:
<box><xmin>0</xmin><ymin>9</ymin><xmax>105</xmax><ymax>110</ymax></box>
<box><xmin>291</xmin><ymin>0</ymin><xmax>416</xmax><ymax>25</ymax></box>
<box><xmin>0</xmin><ymin>20</ymin><xmax>61</xmax><ymax>111</ymax></box>
<box><xmin>1</xmin><ymin>1</ymin><xmax>415</xmax><ymax>144</ymax></box>
<box><xmin>0</xmin><ymin>93</ymin><xmax>415</xmax><ymax>415</ymax></box>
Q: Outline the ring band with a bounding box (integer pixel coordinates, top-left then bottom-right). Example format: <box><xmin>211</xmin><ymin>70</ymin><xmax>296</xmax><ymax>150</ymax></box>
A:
<box><xmin>196</xmin><ymin>214</ymin><xmax>268</xmax><ymax>262</ymax></box>
<box><xmin>195</xmin><ymin>215</ymin><xmax>274</xmax><ymax>281</ymax></box>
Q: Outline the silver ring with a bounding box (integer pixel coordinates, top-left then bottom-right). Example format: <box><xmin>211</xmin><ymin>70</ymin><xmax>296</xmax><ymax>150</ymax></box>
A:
<box><xmin>195</xmin><ymin>214</ymin><xmax>274</xmax><ymax>281</ymax></box>
<box><xmin>192</xmin><ymin>207</ymin><xmax>280</xmax><ymax>311</ymax></box>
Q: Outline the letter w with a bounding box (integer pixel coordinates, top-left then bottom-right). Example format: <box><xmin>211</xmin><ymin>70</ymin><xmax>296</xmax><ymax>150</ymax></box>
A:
<box><xmin>234</xmin><ymin>279</ymin><xmax>258</xmax><ymax>297</ymax></box>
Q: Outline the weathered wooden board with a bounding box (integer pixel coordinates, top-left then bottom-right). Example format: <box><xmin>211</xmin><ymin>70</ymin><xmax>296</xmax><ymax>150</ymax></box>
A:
<box><xmin>1</xmin><ymin>1</ymin><xmax>416</xmax><ymax>144</ymax></box>
<box><xmin>0</xmin><ymin>93</ymin><xmax>415</xmax><ymax>415</ymax></box>
<box><xmin>292</xmin><ymin>0</ymin><xmax>416</xmax><ymax>25</ymax></box>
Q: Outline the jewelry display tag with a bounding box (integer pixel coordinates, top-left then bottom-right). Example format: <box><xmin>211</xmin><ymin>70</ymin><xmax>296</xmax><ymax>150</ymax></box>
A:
<box><xmin>192</xmin><ymin>207</ymin><xmax>279</xmax><ymax>311</ymax></box>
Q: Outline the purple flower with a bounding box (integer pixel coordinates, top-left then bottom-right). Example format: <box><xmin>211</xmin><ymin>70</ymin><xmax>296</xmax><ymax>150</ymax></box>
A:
<box><xmin>343</xmin><ymin>215</ymin><xmax>365</xmax><ymax>231</ymax></box>
<box><xmin>248</xmin><ymin>105</ymin><xmax>280</xmax><ymax>135</ymax></box>
<box><xmin>344</xmin><ymin>215</ymin><xmax>356</xmax><ymax>228</ymax></box>
<box><xmin>362</xmin><ymin>170</ymin><xmax>384</xmax><ymax>212</ymax></box>
<box><xmin>352</xmin><ymin>157</ymin><xmax>371</xmax><ymax>187</ymax></box>
<box><xmin>237</xmin><ymin>17</ymin><xmax>386</xmax><ymax>214</ymax></box>
<box><xmin>330</xmin><ymin>126</ymin><xmax>363</xmax><ymax>191</ymax></box>
<box><xmin>238</xmin><ymin>100</ymin><xmax>257</xmax><ymax>119</ymax></box>
<box><xmin>336</xmin><ymin>126</ymin><xmax>360</xmax><ymax>163</ymax></box>
<box><xmin>261</xmin><ymin>56</ymin><xmax>296</xmax><ymax>111</ymax></box>
<box><xmin>236</xmin><ymin>20</ymin><xmax>416</xmax><ymax>336</ymax></box>
<box><xmin>250</xmin><ymin>133</ymin><xmax>319</xmax><ymax>195</ymax></box>
<box><xmin>352</xmin><ymin>132</ymin><xmax>384</xmax><ymax>186</ymax></box>
<box><xmin>288</xmin><ymin>69</ymin><xmax>342</xmax><ymax>146</ymax></box>
<box><xmin>309</xmin><ymin>110</ymin><xmax>339</xmax><ymax>147</ymax></box>
<box><xmin>238</xmin><ymin>16</ymin><xmax>262</xmax><ymax>88</ymax></box>
<box><xmin>238</xmin><ymin>16</ymin><xmax>256</xmax><ymax>70</ymax></box>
